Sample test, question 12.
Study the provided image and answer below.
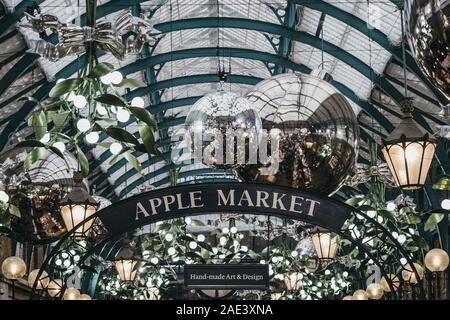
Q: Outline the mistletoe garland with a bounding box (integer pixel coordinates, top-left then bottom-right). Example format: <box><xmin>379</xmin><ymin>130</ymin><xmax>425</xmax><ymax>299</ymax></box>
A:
<box><xmin>16</xmin><ymin>0</ymin><xmax>163</xmax><ymax>178</ymax></box>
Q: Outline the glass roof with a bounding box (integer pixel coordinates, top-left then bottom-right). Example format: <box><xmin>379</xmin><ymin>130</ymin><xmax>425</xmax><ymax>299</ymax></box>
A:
<box><xmin>0</xmin><ymin>0</ymin><xmax>446</xmax><ymax>200</ymax></box>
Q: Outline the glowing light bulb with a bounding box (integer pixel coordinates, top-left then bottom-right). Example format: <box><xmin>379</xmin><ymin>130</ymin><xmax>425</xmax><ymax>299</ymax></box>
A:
<box><xmin>73</xmin><ymin>95</ymin><xmax>87</xmax><ymax>109</ymax></box>
<box><xmin>100</xmin><ymin>73</ymin><xmax>112</xmax><ymax>85</ymax></box>
<box><xmin>110</xmin><ymin>71</ymin><xmax>123</xmax><ymax>85</ymax></box>
<box><xmin>52</xmin><ymin>141</ymin><xmax>66</xmax><ymax>153</ymax></box>
<box><xmin>85</xmin><ymin>131</ymin><xmax>100</xmax><ymax>144</ymax></box>
<box><xmin>386</xmin><ymin>201</ymin><xmax>396</xmax><ymax>211</ymax></box>
<box><xmin>116</xmin><ymin>108</ymin><xmax>130</xmax><ymax>123</ymax></box>
<box><xmin>0</xmin><ymin>191</ymin><xmax>9</xmax><ymax>203</ymax></box>
<box><xmin>110</xmin><ymin>142</ymin><xmax>122</xmax><ymax>155</ymax></box>
<box><xmin>441</xmin><ymin>199</ymin><xmax>450</xmax><ymax>210</ymax></box>
<box><xmin>40</xmin><ymin>132</ymin><xmax>50</xmax><ymax>144</ymax></box>
<box><xmin>131</xmin><ymin>97</ymin><xmax>145</xmax><ymax>108</ymax></box>
<box><xmin>76</xmin><ymin>118</ymin><xmax>91</xmax><ymax>132</ymax></box>
<box><xmin>97</xmin><ymin>105</ymin><xmax>108</xmax><ymax>116</ymax></box>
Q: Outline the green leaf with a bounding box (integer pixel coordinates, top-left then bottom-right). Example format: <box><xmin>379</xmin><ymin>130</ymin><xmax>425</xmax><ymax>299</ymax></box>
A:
<box><xmin>377</xmin><ymin>209</ymin><xmax>396</xmax><ymax>221</ymax></box>
<box><xmin>76</xmin><ymin>144</ymin><xmax>89</xmax><ymax>177</ymax></box>
<box><xmin>138</xmin><ymin>122</ymin><xmax>156</xmax><ymax>155</ymax></box>
<box><xmin>49</xmin><ymin>78</ymin><xmax>83</xmax><ymax>98</ymax></box>
<box><xmin>88</xmin><ymin>62</ymin><xmax>114</xmax><ymax>78</ymax></box>
<box><xmin>411</xmin><ymin>234</ymin><xmax>429</xmax><ymax>251</ymax></box>
<box><xmin>190</xmin><ymin>219</ymin><xmax>205</xmax><ymax>227</ymax></box>
<box><xmin>105</xmin><ymin>127</ymin><xmax>140</xmax><ymax>146</ymax></box>
<box><xmin>425</xmin><ymin>213</ymin><xmax>445</xmax><ymax>231</ymax></box>
<box><xmin>7</xmin><ymin>204</ymin><xmax>21</xmax><ymax>218</ymax></box>
<box><xmin>113</xmin><ymin>78</ymin><xmax>147</xmax><ymax>89</ymax></box>
<box><xmin>404</xmin><ymin>215</ymin><xmax>422</xmax><ymax>225</ymax></box>
<box><xmin>18</xmin><ymin>96</ymin><xmax>40</xmax><ymax>105</ymax></box>
<box><xmin>24</xmin><ymin>147</ymin><xmax>47</xmax><ymax>171</ymax></box>
<box><xmin>123</xmin><ymin>151</ymin><xmax>142</xmax><ymax>174</ymax></box>
<box><xmin>94</xmin><ymin>94</ymin><xmax>127</xmax><ymax>107</ymax></box>
<box><xmin>130</xmin><ymin>107</ymin><xmax>157</xmax><ymax>128</ymax></box>
<box><xmin>49</xmin><ymin>111</ymin><xmax>70</xmax><ymax>127</ymax></box>
<box><xmin>30</xmin><ymin>110</ymin><xmax>47</xmax><ymax>140</ymax></box>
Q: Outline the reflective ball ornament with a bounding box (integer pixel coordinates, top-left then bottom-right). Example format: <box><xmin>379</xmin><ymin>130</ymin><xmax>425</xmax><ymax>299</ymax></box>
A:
<box><xmin>405</xmin><ymin>0</ymin><xmax>450</xmax><ymax>101</ymax></box>
<box><xmin>235</xmin><ymin>72</ymin><xmax>359</xmax><ymax>195</ymax></box>
<box><xmin>63</xmin><ymin>287</ymin><xmax>81</xmax><ymax>300</ymax></box>
<box><xmin>184</xmin><ymin>90</ymin><xmax>262</xmax><ymax>169</ymax></box>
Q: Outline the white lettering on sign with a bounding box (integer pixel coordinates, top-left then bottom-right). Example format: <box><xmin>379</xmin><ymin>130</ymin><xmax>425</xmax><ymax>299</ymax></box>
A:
<box><xmin>134</xmin><ymin>188</ymin><xmax>322</xmax><ymax>221</ymax></box>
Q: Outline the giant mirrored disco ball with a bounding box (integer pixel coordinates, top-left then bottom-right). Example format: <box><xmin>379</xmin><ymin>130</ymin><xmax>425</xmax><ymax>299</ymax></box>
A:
<box><xmin>405</xmin><ymin>0</ymin><xmax>450</xmax><ymax>101</ymax></box>
<box><xmin>184</xmin><ymin>90</ymin><xmax>262</xmax><ymax>169</ymax></box>
<box><xmin>234</xmin><ymin>72</ymin><xmax>360</xmax><ymax>195</ymax></box>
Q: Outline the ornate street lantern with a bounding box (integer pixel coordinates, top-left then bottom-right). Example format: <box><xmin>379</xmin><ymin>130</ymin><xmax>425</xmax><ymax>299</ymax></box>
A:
<box><xmin>310</xmin><ymin>227</ymin><xmax>338</xmax><ymax>263</ymax></box>
<box><xmin>381</xmin><ymin>98</ymin><xmax>436</xmax><ymax>190</ymax></box>
<box><xmin>113</xmin><ymin>239</ymin><xmax>141</xmax><ymax>283</ymax></box>
<box><xmin>59</xmin><ymin>172</ymin><xmax>99</xmax><ymax>239</ymax></box>
<box><xmin>1</xmin><ymin>256</ymin><xmax>27</xmax><ymax>280</ymax></box>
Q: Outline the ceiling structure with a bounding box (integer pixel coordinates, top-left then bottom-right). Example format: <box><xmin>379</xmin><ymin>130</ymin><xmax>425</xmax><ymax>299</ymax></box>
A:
<box><xmin>0</xmin><ymin>0</ymin><xmax>448</xmax><ymax>205</ymax></box>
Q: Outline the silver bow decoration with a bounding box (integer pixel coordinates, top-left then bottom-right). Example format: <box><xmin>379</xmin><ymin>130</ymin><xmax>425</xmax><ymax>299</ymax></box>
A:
<box><xmin>24</xmin><ymin>9</ymin><xmax>161</xmax><ymax>61</ymax></box>
<box><xmin>345</xmin><ymin>162</ymin><xmax>397</xmax><ymax>188</ymax></box>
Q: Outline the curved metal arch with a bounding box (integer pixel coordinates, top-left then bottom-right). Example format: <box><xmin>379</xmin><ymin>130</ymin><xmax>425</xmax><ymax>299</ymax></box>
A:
<box><xmin>30</xmin><ymin>184</ymin><xmax>425</xmax><ymax>300</ymax></box>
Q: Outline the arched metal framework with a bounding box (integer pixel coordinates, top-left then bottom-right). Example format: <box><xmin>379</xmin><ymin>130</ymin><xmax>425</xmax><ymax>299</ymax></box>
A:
<box><xmin>30</xmin><ymin>183</ymin><xmax>425</xmax><ymax>300</ymax></box>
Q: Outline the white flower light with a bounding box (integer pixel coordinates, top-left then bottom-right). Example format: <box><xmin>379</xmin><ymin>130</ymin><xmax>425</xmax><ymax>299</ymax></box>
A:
<box><xmin>0</xmin><ymin>191</ymin><xmax>9</xmax><ymax>203</ymax></box>
<box><xmin>230</xmin><ymin>226</ymin><xmax>237</xmax><ymax>234</ymax></box>
<box><xmin>76</xmin><ymin>118</ymin><xmax>91</xmax><ymax>132</ymax></box>
<box><xmin>116</xmin><ymin>108</ymin><xmax>130</xmax><ymax>123</ymax></box>
<box><xmin>85</xmin><ymin>131</ymin><xmax>99</xmax><ymax>144</ymax></box>
<box><xmin>109</xmin><ymin>142</ymin><xmax>122</xmax><ymax>155</ymax></box>
<box><xmin>73</xmin><ymin>95</ymin><xmax>87</xmax><ymax>109</ymax></box>
<box><xmin>397</xmin><ymin>234</ymin><xmax>406</xmax><ymax>244</ymax></box>
<box><xmin>150</xmin><ymin>257</ymin><xmax>159</xmax><ymax>265</ymax></box>
<box><xmin>197</xmin><ymin>234</ymin><xmax>205</xmax><ymax>242</ymax></box>
<box><xmin>400</xmin><ymin>257</ymin><xmax>407</xmax><ymax>265</ymax></box>
<box><xmin>167</xmin><ymin>247</ymin><xmax>176</xmax><ymax>256</ymax></box>
<box><xmin>52</xmin><ymin>141</ymin><xmax>66</xmax><ymax>153</ymax></box>
<box><xmin>219</xmin><ymin>236</ymin><xmax>227</xmax><ymax>246</ymax></box>
<box><xmin>189</xmin><ymin>241</ymin><xmax>197</xmax><ymax>249</ymax></box>
<box><xmin>110</xmin><ymin>71</ymin><xmax>123</xmax><ymax>85</ymax></box>
<box><xmin>40</xmin><ymin>132</ymin><xmax>50</xmax><ymax>144</ymax></box>
<box><xmin>131</xmin><ymin>97</ymin><xmax>145</xmax><ymax>108</ymax></box>
<box><xmin>97</xmin><ymin>105</ymin><xmax>108</xmax><ymax>116</ymax></box>
<box><xmin>291</xmin><ymin>251</ymin><xmax>298</xmax><ymax>258</ymax></box>
<box><xmin>222</xmin><ymin>227</ymin><xmax>229</xmax><ymax>234</ymax></box>
<box><xmin>165</xmin><ymin>233</ymin><xmax>173</xmax><ymax>242</ymax></box>
<box><xmin>185</xmin><ymin>217</ymin><xmax>192</xmax><ymax>224</ymax></box>
<box><xmin>66</xmin><ymin>91</ymin><xmax>76</xmax><ymax>102</ymax></box>
<box><xmin>441</xmin><ymin>199</ymin><xmax>450</xmax><ymax>210</ymax></box>
<box><xmin>100</xmin><ymin>73</ymin><xmax>113</xmax><ymax>85</ymax></box>
<box><xmin>241</xmin><ymin>245</ymin><xmax>248</xmax><ymax>252</ymax></box>
<box><xmin>367</xmin><ymin>210</ymin><xmax>377</xmax><ymax>218</ymax></box>
<box><xmin>343</xmin><ymin>271</ymin><xmax>348</xmax><ymax>277</ymax></box>
<box><xmin>386</xmin><ymin>201</ymin><xmax>397</xmax><ymax>211</ymax></box>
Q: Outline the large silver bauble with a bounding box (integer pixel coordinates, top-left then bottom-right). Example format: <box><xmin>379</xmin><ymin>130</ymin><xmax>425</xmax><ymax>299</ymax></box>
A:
<box><xmin>405</xmin><ymin>0</ymin><xmax>450</xmax><ymax>101</ymax></box>
<box><xmin>184</xmin><ymin>90</ymin><xmax>262</xmax><ymax>169</ymax></box>
<box><xmin>234</xmin><ymin>72</ymin><xmax>359</xmax><ymax>195</ymax></box>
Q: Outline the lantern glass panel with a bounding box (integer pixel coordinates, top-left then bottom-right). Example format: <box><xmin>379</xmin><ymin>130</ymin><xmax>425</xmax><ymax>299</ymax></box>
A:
<box><xmin>311</xmin><ymin>232</ymin><xmax>337</xmax><ymax>261</ymax></box>
<box><xmin>382</xmin><ymin>140</ymin><xmax>435</xmax><ymax>190</ymax></box>
<box><xmin>60</xmin><ymin>204</ymin><xmax>97</xmax><ymax>237</ymax></box>
<box><xmin>114</xmin><ymin>259</ymin><xmax>137</xmax><ymax>283</ymax></box>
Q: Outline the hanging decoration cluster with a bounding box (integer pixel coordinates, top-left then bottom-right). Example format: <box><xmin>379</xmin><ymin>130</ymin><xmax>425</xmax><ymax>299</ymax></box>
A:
<box><xmin>25</xmin><ymin>9</ymin><xmax>161</xmax><ymax>61</ymax></box>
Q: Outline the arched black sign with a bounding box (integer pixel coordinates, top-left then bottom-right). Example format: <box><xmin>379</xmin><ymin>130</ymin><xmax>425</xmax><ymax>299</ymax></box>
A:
<box><xmin>98</xmin><ymin>183</ymin><xmax>352</xmax><ymax>235</ymax></box>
